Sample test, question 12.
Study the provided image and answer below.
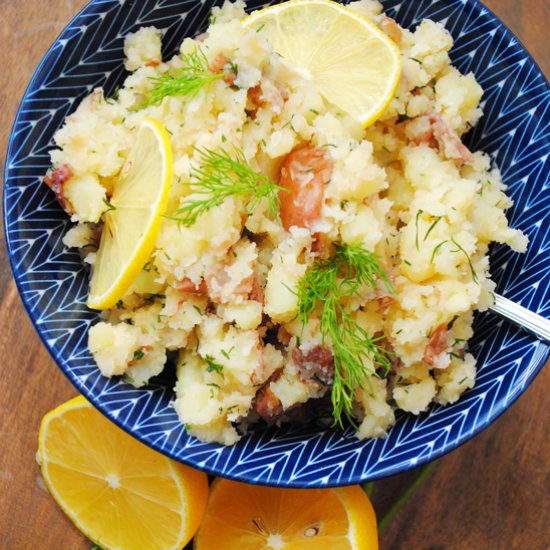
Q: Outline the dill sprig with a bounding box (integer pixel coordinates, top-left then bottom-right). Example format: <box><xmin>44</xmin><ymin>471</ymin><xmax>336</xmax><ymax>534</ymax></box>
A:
<box><xmin>168</xmin><ymin>147</ymin><xmax>285</xmax><ymax>226</ymax></box>
<box><xmin>297</xmin><ymin>243</ymin><xmax>396</xmax><ymax>427</ymax></box>
<box><xmin>140</xmin><ymin>47</ymin><xmax>224</xmax><ymax>109</ymax></box>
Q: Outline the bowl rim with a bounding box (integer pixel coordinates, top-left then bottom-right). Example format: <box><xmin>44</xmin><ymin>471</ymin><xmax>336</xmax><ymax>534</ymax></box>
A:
<box><xmin>3</xmin><ymin>0</ymin><xmax>550</xmax><ymax>487</ymax></box>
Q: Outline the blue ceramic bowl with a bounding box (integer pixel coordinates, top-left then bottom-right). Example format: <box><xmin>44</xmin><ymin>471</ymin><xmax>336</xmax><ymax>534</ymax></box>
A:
<box><xmin>4</xmin><ymin>0</ymin><xmax>549</xmax><ymax>487</ymax></box>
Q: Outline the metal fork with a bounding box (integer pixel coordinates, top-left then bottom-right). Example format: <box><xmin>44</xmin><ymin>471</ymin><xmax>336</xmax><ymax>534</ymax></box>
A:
<box><xmin>490</xmin><ymin>294</ymin><xmax>550</xmax><ymax>344</ymax></box>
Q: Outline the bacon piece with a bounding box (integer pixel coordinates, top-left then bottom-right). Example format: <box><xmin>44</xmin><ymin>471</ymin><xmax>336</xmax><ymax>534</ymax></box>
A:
<box><xmin>423</xmin><ymin>323</ymin><xmax>452</xmax><ymax>367</ymax></box>
<box><xmin>43</xmin><ymin>163</ymin><xmax>73</xmax><ymax>213</ymax></box>
<box><xmin>293</xmin><ymin>346</ymin><xmax>335</xmax><ymax>387</ymax></box>
<box><xmin>246</xmin><ymin>80</ymin><xmax>286</xmax><ymax>119</ymax></box>
<box><xmin>209</xmin><ymin>53</ymin><xmax>236</xmax><ymax>86</ymax></box>
<box><xmin>247</xmin><ymin>84</ymin><xmax>263</xmax><ymax>118</ymax></box>
<box><xmin>278</xmin><ymin>146</ymin><xmax>333</xmax><ymax>230</ymax></box>
<box><xmin>246</xmin><ymin>85</ymin><xmax>263</xmax><ymax>120</ymax></box>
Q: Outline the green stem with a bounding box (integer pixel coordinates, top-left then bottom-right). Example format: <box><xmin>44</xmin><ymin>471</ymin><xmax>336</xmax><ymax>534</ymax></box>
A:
<box><xmin>378</xmin><ymin>459</ymin><xmax>439</xmax><ymax>532</ymax></box>
<box><xmin>362</xmin><ymin>481</ymin><xmax>374</xmax><ymax>497</ymax></box>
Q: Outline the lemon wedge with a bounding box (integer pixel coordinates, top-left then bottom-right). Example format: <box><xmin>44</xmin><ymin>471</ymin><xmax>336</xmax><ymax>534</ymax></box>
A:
<box><xmin>194</xmin><ymin>477</ymin><xmax>378</xmax><ymax>549</ymax></box>
<box><xmin>38</xmin><ymin>396</ymin><xmax>209</xmax><ymax>550</ymax></box>
<box><xmin>243</xmin><ymin>0</ymin><xmax>401</xmax><ymax>127</ymax></box>
<box><xmin>87</xmin><ymin>117</ymin><xmax>173</xmax><ymax>309</ymax></box>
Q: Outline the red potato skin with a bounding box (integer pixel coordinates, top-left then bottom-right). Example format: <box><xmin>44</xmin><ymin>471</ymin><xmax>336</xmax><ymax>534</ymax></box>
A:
<box><xmin>254</xmin><ymin>369</ymin><xmax>283</xmax><ymax>423</ymax></box>
<box><xmin>175</xmin><ymin>278</ymin><xmax>208</xmax><ymax>295</ymax></box>
<box><xmin>209</xmin><ymin>53</ymin><xmax>237</xmax><ymax>86</ymax></box>
<box><xmin>43</xmin><ymin>163</ymin><xmax>73</xmax><ymax>213</ymax></box>
<box><xmin>292</xmin><ymin>345</ymin><xmax>335</xmax><ymax>386</ymax></box>
<box><xmin>278</xmin><ymin>146</ymin><xmax>333</xmax><ymax>230</ymax></box>
<box><xmin>424</xmin><ymin>322</ymin><xmax>452</xmax><ymax>366</ymax></box>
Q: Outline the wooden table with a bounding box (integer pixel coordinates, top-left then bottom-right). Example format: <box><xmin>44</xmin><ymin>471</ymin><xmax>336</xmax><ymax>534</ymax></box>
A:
<box><xmin>0</xmin><ymin>1</ymin><xmax>548</xmax><ymax>548</ymax></box>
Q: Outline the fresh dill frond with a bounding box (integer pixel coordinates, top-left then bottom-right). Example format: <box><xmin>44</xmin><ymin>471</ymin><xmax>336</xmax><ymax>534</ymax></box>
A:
<box><xmin>297</xmin><ymin>243</ymin><xmax>395</xmax><ymax>427</ymax></box>
<box><xmin>139</xmin><ymin>47</ymin><xmax>224</xmax><ymax>109</ymax></box>
<box><xmin>168</xmin><ymin>147</ymin><xmax>285</xmax><ymax>226</ymax></box>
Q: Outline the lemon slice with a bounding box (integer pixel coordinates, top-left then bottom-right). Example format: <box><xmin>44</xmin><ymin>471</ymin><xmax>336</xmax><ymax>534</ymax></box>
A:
<box><xmin>243</xmin><ymin>0</ymin><xmax>401</xmax><ymax>127</ymax></box>
<box><xmin>38</xmin><ymin>396</ymin><xmax>208</xmax><ymax>550</ymax></box>
<box><xmin>194</xmin><ymin>477</ymin><xmax>378</xmax><ymax>549</ymax></box>
<box><xmin>87</xmin><ymin>118</ymin><xmax>173</xmax><ymax>309</ymax></box>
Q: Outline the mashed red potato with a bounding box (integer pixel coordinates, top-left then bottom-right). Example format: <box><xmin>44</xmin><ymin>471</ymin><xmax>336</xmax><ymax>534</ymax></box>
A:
<box><xmin>47</xmin><ymin>0</ymin><xmax>527</xmax><ymax>445</ymax></box>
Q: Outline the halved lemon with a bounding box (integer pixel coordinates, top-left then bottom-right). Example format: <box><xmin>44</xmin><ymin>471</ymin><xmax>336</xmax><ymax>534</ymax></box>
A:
<box><xmin>243</xmin><ymin>0</ymin><xmax>401</xmax><ymax>127</ymax></box>
<box><xmin>87</xmin><ymin>117</ymin><xmax>173</xmax><ymax>309</ymax></box>
<box><xmin>193</xmin><ymin>477</ymin><xmax>378</xmax><ymax>549</ymax></box>
<box><xmin>38</xmin><ymin>396</ymin><xmax>208</xmax><ymax>550</ymax></box>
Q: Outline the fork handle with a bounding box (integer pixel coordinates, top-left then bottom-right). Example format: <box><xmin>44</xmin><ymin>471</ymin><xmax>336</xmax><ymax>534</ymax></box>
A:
<box><xmin>490</xmin><ymin>294</ymin><xmax>550</xmax><ymax>344</ymax></box>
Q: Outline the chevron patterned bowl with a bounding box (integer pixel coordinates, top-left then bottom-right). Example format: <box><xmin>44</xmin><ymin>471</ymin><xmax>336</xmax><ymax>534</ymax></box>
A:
<box><xmin>4</xmin><ymin>0</ymin><xmax>549</xmax><ymax>487</ymax></box>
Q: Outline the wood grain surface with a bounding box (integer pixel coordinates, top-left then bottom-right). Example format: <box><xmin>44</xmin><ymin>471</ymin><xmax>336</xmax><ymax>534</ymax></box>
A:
<box><xmin>0</xmin><ymin>1</ymin><xmax>548</xmax><ymax>549</ymax></box>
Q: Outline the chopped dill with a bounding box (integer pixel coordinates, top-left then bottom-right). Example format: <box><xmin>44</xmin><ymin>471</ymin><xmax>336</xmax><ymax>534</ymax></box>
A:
<box><xmin>424</xmin><ymin>215</ymin><xmax>443</xmax><ymax>242</ymax></box>
<box><xmin>415</xmin><ymin>209</ymin><xmax>423</xmax><ymax>251</ymax></box>
<box><xmin>296</xmin><ymin>243</ymin><xmax>395</xmax><ymax>427</ymax></box>
<box><xmin>447</xmin><ymin>315</ymin><xmax>459</xmax><ymax>329</ymax></box>
<box><xmin>142</xmin><ymin>260</ymin><xmax>153</xmax><ymax>272</ymax></box>
<box><xmin>167</xmin><ymin>146</ymin><xmax>285</xmax><ymax>226</ymax></box>
<box><xmin>205</xmin><ymin>355</ymin><xmax>224</xmax><ymax>377</ymax></box>
<box><xmin>430</xmin><ymin>239</ymin><xmax>449</xmax><ymax>263</ymax></box>
<box><xmin>220</xmin><ymin>346</ymin><xmax>234</xmax><ymax>360</ymax></box>
<box><xmin>102</xmin><ymin>197</ymin><xmax>116</xmax><ymax>212</ymax></box>
<box><xmin>139</xmin><ymin>47</ymin><xmax>224</xmax><ymax>109</ymax></box>
<box><xmin>450</xmin><ymin>237</ymin><xmax>479</xmax><ymax>284</ymax></box>
<box><xmin>192</xmin><ymin>305</ymin><xmax>203</xmax><ymax>316</ymax></box>
<box><xmin>133</xmin><ymin>349</ymin><xmax>145</xmax><ymax>361</ymax></box>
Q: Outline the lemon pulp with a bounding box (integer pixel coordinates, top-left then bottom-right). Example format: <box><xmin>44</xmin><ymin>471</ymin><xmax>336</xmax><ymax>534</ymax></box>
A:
<box><xmin>194</xmin><ymin>477</ymin><xmax>378</xmax><ymax>549</ymax></box>
<box><xmin>38</xmin><ymin>396</ymin><xmax>208</xmax><ymax>550</ymax></box>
